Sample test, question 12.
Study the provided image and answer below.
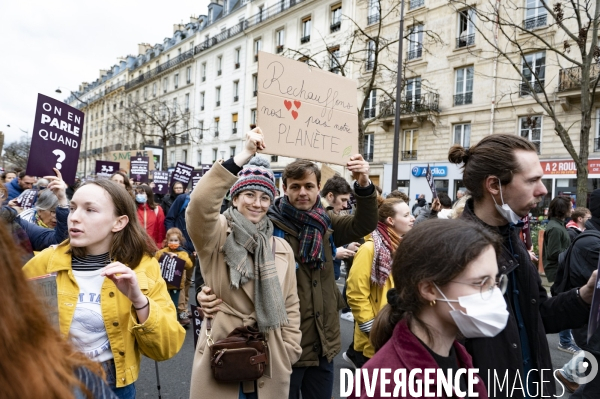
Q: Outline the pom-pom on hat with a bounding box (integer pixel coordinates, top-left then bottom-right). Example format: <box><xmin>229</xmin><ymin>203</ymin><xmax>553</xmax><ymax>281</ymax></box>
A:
<box><xmin>230</xmin><ymin>156</ymin><xmax>277</xmax><ymax>202</ymax></box>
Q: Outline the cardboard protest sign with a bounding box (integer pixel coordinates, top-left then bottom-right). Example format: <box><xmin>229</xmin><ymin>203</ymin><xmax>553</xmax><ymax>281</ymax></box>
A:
<box><xmin>130</xmin><ymin>156</ymin><xmax>149</xmax><ymax>183</ymax></box>
<box><xmin>29</xmin><ymin>273</ymin><xmax>59</xmax><ymax>330</ymax></box>
<box><xmin>426</xmin><ymin>164</ymin><xmax>437</xmax><ymax>199</ymax></box>
<box><xmin>320</xmin><ymin>164</ymin><xmax>338</xmax><ymax>186</ymax></box>
<box><xmin>15</xmin><ymin>189</ymin><xmax>38</xmax><ymax>210</ymax></box>
<box><xmin>153</xmin><ymin>171</ymin><xmax>169</xmax><ymax>195</ymax></box>
<box><xmin>158</xmin><ymin>253</ymin><xmax>185</xmax><ymax>288</ymax></box>
<box><xmin>170</xmin><ymin>162</ymin><xmax>194</xmax><ymax>187</ymax></box>
<box><xmin>256</xmin><ymin>51</ymin><xmax>358</xmax><ymax>166</ymax></box>
<box><xmin>26</xmin><ymin>94</ymin><xmax>84</xmax><ymax>184</ymax></box>
<box><xmin>191</xmin><ymin>170</ymin><xmax>203</xmax><ymax>191</ymax></box>
<box><xmin>191</xmin><ymin>305</ymin><xmax>203</xmax><ymax>348</ymax></box>
<box><xmin>95</xmin><ymin>160</ymin><xmax>120</xmax><ymax>179</ymax></box>
<box><xmin>587</xmin><ymin>257</ymin><xmax>600</xmax><ymax>343</ymax></box>
<box><xmin>108</xmin><ymin>150</ymin><xmax>155</xmax><ymax>172</ymax></box>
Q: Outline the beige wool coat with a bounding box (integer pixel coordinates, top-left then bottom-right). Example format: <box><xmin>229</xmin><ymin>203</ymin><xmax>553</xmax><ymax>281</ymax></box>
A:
<box><xmin>187</xmin><ymin>161</ymin><xmax>302</xmax><ymax>399</ymax></box>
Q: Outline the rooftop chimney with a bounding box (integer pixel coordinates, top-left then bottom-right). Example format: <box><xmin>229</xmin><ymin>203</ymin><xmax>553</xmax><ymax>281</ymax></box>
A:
<box><xmin>137</xmin><ymin>43</ymin><xmax>152</xmax><ymax>55</ymax></box>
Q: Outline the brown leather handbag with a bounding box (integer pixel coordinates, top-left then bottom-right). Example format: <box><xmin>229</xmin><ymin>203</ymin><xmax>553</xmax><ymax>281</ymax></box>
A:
<box><xmin>206</xmin><ymin>318</ymin><xmax>269</xmax><ymax>382</ymax></box>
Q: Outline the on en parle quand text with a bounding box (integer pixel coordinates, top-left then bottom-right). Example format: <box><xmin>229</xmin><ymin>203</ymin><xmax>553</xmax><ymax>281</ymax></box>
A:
<box><xmin>340</xmin><ymin>367</ymin><xmax>578</xmax><ymax>398</ymax></box>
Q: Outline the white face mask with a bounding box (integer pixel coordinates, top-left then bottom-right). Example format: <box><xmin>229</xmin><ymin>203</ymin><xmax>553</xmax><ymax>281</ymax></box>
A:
<box><xmin>435</xmin><ymin>284</ymin><xmax>509</xmax><ymax>338</ymax></box>
<box><xmin>491</xmin><ymin>180</ymin><xmax>522</xmax><ymax>224</ymax></box>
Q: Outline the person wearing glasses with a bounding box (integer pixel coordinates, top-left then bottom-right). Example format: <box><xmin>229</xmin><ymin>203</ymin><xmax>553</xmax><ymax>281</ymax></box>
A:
<box><xmin>354</xmin><ymin>218</ymin><xmax>506</xmax><ymax>398</ymax></box>
<box><xmin>18</xmin><ymin>188</ymin><xmax>59</xmax><ymax>228</ymax></box>
<box><xmin>449</xmin><ymin>135</ymin><xmax>597</xmax><ymax>399</ymax></box>
<box><xmin>344</xmin><ymin>197</ymin><xmax>414</xmax><ymax>369</ymax></box>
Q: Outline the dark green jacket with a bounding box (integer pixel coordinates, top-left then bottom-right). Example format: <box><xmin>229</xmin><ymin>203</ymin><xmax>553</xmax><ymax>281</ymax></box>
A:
<box><xmin>542</xmin><ymin>218</ymin><xmax>571</xmax><ymax>282</ymax></box>
<box><xmin>269</xmin><ymin>189</ymin><xmax>378</xmax><ymax>367</ymax></box>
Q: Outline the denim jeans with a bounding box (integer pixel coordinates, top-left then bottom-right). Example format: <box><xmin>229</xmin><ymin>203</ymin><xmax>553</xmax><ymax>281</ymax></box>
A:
<box><xmin>289</xmin><ymin>356</ymin><xmax>334</xmax><ymax>399</ymax></box>
<box><xmin>559</xmin><ymin>329</ymin><xmax>574</xmax><ymax>347</ymax></box>
<box><xmin>101</xmin><ymin>359</ymin><xmax>136</xmax><ymax>399</ymax></box>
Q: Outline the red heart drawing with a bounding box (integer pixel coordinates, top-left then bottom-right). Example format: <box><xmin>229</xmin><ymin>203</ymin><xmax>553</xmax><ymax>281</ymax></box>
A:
<box><xmin>294</xmin><ymin>100</ymin><xmax>302</xmax><ymax>109</ymax></box>
<box><xmin>284</xmin><ymin>100</ymin><xmax>292</xmax><ymax>110</ymax></box>
<box><xmin>291</xmin><ymin>110</ymin><xmax>298</xmax><ymax>120</ymax></box>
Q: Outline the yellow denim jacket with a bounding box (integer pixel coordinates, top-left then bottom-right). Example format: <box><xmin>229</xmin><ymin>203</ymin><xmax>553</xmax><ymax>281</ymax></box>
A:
<box><xmin>23</xmin><ymin>242</ymin><xmax>186</xmax><ymax>387</ymax></box>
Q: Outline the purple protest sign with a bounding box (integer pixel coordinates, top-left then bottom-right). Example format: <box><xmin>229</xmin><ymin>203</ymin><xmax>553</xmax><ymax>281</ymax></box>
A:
<box><xmin>26</xmin><ymin>94</ymin><xmax>84</xmax><ymax>185</ymax></box>
<box><xmin>130</xmin><ymin>156</ymin><xmax>149</xmax><ymax>183</ymax></box>
<box><xmin>191</xmin><ymin>170</ymin><xmax>202</xmax><ymax>191</ymax></box>
<box><xmin>15</xmin><ymin>189</ymin><xmax>39</xmax><ymax>210</ymax></box>
<box><xmin>425</xmin><ymin>164</ymin><xmax>437</xmax><ymax>199</ymax></box>
<box><xmin>190</xmin><ymin>305</ymin><xmax>203</xmax><ymax>348</ymax></box>
<box><xmin>95</xmin><ymin>161</ymin><xmax>120</xmax><ymax>179</ymax></box>
<box><xmin>158</xmin><ymin>253</ymin><xmax>186</xmax><ymax>288</ymax></box>
<box><xmin>153</xmin><ymin>171</ymin><xmax>169</xmax><ymax>194</ymax></box>
<box><xmin>170</xmin><ymin>162</ymin><xmax>194</xmax><ymax>187</ymax></box>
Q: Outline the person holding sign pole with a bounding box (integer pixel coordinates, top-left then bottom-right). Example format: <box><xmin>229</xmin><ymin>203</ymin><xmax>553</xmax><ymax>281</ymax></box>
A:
<box><xmin>197</xmin><ymin>130</ymin><xmax>379</xmax><ymax>399</ymax></box>
<box><xmin>23</xmin><ymin>179</ymin><xmax>185</xmax><ymax>399</ymax></box>
<box><xmin>187</xmin><ymin>129</ymin><xmax>302</xmax><ymax>399</ymax></box>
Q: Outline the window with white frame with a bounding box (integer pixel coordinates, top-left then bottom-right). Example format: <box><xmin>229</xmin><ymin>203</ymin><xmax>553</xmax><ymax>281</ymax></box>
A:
<box><xmin>186</xmin><ymin>66</ymin><xmax>192</xmax><ymax>83</ymax></box>
<box><xmin>251</xmin><ymin>108</ymin><xmax>257</xmax><ymax>125</ymax></box>
<box><xmin>405</xmin><ymin>77</ymin><xmax>421</xmax><ymax>110</ymax></box>
<box><xmin>253</xmin><ymin>74</ymin><xmax>258</xmax><ymax>96</ymax></box>
<box><xmin>364</xmin><ymin>133</ymin><xmax>374</xmax><ymax>162</ymax></box>
<box><xmin>301</xmin><ymin>17</ymin><xmax>311</xmax><ymax>43</ymax></box>
<box><xmin>170</xmin><ymin>151</ymin><xmax>175</xmax><ymax>166</ymax></box>
<box><xmin>254</xmin><ymin>39</ymin><xmax>261</xmax><ymax>61</ymax></box>
<box><xmin>143</xmin><ymin>86</ymin><xmax>148</xmax><ymax>100</ymax></box>
<box><xmin>174</xmin><ymin>74</ymin><xmax>179</xmax><ymax>89</ymax></box>
<box><xmin>276</xmin><ymin>29</ymin><xmax>285</xmax><ymax>52</ymax></box>
<box><xmin>216</xmin><ymin>87</ymin><xmax>221</xmax><ymax>106</ymax></box>
<box><xmin>524</xmin><ymin>0</ymin><xmax>547</xmax><ymax>29</ymax></box>
<box><xmin>331</xmin><ymin>3</ymin><xmax>342</xmax><ymax>31</ymax></box>
<box><xmin>457</xmin><ymin>9</ymin><xmax>476</xmax><ymax>48</ymax></box>
<box><xmin>454</xmin><ymin>66</ymin><xmax>474</xmax><ymax>105</ymax></box>
<box><xmin>200</xmin><ymin>92</ymin><xmax>205</xmax><ymax>110</ymax></box>
<box><xmin>521</xmin><ymin>51</ymin><xmax>545</xmax><ymax>96</ymax></box>
<box><xmin>408</xmin><ymin>25</ymin><xmax>423</xmax><ymax>60</ymax></box>
<box><xmin>163</xmin><ymin>77</ymin><xmax>168</xmax><ymax>93</ymax></box>
<box><xmin>201</xmin><ymin>63</ymin><xmax>206</xmax><ymax>81</ymax></box>
<box><xmin>230</xmin><ymin>146</ymin><xmax>236</xmax><ymax>158</ymax></box>
<box><xmin>519</xmin><ymin>115</ymin><xmax>542</xmax><ymax>154</ymax></box>
<box><xmin>152</xmin><ymin>82</ymin><xmax>157</xmax><ymax>97</ymax></box>
<box><xmin>368</xmin><ymin>0</ymin><xmax>380</xmax><ymax>24</ymax></box>
<box><xmin>453</xmin><ymin>124</ymin><xmax>471</xmax><ymax>148</ymax></box>
<box><xmin>364</xmin><ymin>90</ymin><xmax>377</xmax><ymax>119</ymax></box>
<box><xmin>212</xmin><ymin>148</ymin><xmax>218</xmax><ymax>163</ymax></box>
<box><xmin>235</xmin><ymin>48</ymin><xmax>241</xmax><ymax>67</ymax></box>
<box><xmin>173</xmin><ymin>97</ymin><xmax>178</xmax><ymax>110</ymax></box>
<box><xmin>182</xmin><ymin>150</ymin><xmax>187</xmax><ymax>164</ymax></box>
<box><xmin>366</xmin><ymin>40</ymin><xmax>375</xmax><ymax>71</ymax></box>
<box><xmin>185</xmin><ymin>93</ymin><xmax>190</xmax><ymax>111</ymax></box>
<box><xmin>197</xmin><ymin>150</ymin><xmax>202</xmax><ymax>166</ymax></box>
<box><xmin>233</xmin><ymin>81</ymin><xmax>239</xmax><ymax>101</ymax></box>
<box><xmin>217</xmin><ymin>56</ymin><xmax>222</xmax><ymax>75</ymax></box>
<box><xmin>214</xmin><ymin>117</ymin><xmax>220</xmax><ymax>136</ymax></box>
<box><xmin>199</xmin><ymin>120</ymin><xmax>204</xmax><ymax>139</ymax></box>
<box><xmin>402</xmin><ymin>130</ymin><xmax>418</xmax><ymax>159</ymax></box>
<box><xmin>232</xmin><ymin>113</ymin><xmax>238</xmax><ymax>133</ymax></box>
<box><xmin>329</xmin><ymin>47</ymin><xmax>340</xmax><ymax>74</ymax></box>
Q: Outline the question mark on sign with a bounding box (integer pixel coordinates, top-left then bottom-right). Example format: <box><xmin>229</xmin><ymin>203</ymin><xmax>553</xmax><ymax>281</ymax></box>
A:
<box><xmin>52</xmin><ymin>149</ymin><xmax>66</xmax><ymax>170</ymax></box>
<box><xmin>158</xmin><ymin>184</ymin><xmax>163</xmax><ymax>190</ymax></box>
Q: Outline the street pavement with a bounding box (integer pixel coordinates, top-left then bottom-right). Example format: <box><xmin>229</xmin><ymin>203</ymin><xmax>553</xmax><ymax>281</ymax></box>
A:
<box><xmin>134</xmin><ymin>273</ymin><xmax>578</xmax><ymax>398</ymax></box>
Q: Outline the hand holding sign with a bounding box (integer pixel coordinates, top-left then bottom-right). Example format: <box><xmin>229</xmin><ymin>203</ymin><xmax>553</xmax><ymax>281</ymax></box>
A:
<box><xmin>347</xmin><ymin>154</ymin><xmax>370</xmax><ymax>187</ymax></box>
<box><xmin>44</xmin><ymin>168</ymin><xmax>68</xmax><ymax>204</ymax></box>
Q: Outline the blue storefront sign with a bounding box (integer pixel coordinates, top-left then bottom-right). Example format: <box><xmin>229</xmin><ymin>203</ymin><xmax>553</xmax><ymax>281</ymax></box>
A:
<box><xmin>411</xmin><ymin>166</ymin><xmax>448</xmax><ymax>177</ymax></box>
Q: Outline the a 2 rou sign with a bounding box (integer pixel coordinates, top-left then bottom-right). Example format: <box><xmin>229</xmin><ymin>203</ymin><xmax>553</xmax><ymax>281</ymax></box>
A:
<box><xmin>26</xmin><ymin>93</ymin><xmax>84</xmax><ymax>184</ymax></box>
<box><xmin>256</xmin><ymin>51</ymin><xmax>358</xmax><ymax>166</ymax></box>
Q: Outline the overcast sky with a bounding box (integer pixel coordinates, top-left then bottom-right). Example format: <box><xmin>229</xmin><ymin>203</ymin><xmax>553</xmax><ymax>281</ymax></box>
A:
<box><xmin>0</xmin><ymin>0</ymin><xmax>209</xmax><ymax>145</ymax></box>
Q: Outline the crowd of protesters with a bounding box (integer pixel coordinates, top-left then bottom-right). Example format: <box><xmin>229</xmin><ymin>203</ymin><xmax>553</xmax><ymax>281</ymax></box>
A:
<box><xmin>2</xmin><ymin>128</ymin><xmax>600</xmax><ymax>399</ymax></box>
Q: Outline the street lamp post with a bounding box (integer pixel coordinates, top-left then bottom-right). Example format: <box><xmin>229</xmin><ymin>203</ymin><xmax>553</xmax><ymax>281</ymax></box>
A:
<box><xmin>56</xmin><ymin>88</ymin><xmax>88</xmax><ymax>177</ymax></box>
<box><xmin>391</xmin><ymin>0</ymin><xmax>406</xmax><ymax>192</ymax></box>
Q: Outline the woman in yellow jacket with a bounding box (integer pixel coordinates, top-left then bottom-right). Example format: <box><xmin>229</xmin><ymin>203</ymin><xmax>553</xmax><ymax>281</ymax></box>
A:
<box><xmin>346</xmin><ymin>197</ymin><xmax>415</xmax><ymax>367</ymax></box>
<box><xmin>24</xmin><ymin>178</ymin><xmax>185</xmax><ymax>399</ymax></box>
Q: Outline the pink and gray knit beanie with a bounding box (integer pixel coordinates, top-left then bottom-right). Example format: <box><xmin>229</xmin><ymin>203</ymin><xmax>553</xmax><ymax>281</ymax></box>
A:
<box><xmin>230</xmin><ymin>156</ymin><xmax>276</xmax><ymax>202</ymax></box>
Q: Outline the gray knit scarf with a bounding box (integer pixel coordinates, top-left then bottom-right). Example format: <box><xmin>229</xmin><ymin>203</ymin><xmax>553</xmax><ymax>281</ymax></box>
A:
<box><xmin>222</xmin><ymin>207</ymin><xmax>289</xmax><ymax>332</ymax></box>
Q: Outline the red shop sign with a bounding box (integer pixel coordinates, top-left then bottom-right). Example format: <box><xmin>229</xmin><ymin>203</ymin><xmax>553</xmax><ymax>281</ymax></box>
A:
<box><xmin>540</xmin><ymin>160</ymin><xmax>600</xmax><ymax>175</ymax></box>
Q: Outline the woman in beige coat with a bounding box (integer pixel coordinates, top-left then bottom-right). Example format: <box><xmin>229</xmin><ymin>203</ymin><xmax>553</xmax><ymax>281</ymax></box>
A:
<box><xmin>187</xmin><ymin>129</ymin><xmax>302</xmax><ymax>399</ymax></box>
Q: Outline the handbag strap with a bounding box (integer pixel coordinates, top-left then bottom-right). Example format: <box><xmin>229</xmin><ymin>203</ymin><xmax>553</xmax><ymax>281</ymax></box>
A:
<box><xmin>205</xmin><ymin>237</ymin><xmax>276</xmax><ymax>348</ymax></box>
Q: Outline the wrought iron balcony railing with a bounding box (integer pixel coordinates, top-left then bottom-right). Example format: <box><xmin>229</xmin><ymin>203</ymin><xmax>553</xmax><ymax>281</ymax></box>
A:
<box><xmin>380</xmin><ymin>93</ymin><xmax>441</xmax><ymax>116</ymax></box>
<box><xmin>453</xmin><ymin>92</ymin><xmax>473</xmax><ymax>106</ymax></box>
<box><xmin>407</xmin><ymin>47</ymin><xmax>423</xmax><ymax>60</ymax></box>
<box><xmin>409</xmin><ymin>0</ymin><xmax>424</xmax><ymax>10</ymax></box>
<box><xmin>300</xmin><ymin>35</ymin><xmax>311</xmax><ymax>44</ymax></box>
<box><xmin>523</xmin><ymin>14</ymin><xmax>547</xmax><ymax>30</ymax></box>
<box><xmin>330</xmin><ymin>21</ymin><xmax>341</xmax><ymax>32</ymax></box>
<box><xmin>456</xmin><ymin>34</ymin><xmax>475</xmax><ymax>48</ymax></box>
<box><xmin>401</xmin><ymin>151</ymin><xmax>418</xmax><ymax>160</ymax></box>
<box><xmin>520</xmin><ymin>81</ymin><xmax>544</xmax><ymax>96</ymax></box>
<box><xmin>125</xmin><ymin>49</ymin><xmax>194</xmax><ymax>90</ymax></box>
<box><xmin>368</xmin><ymin>14</ymin><xmax>380</xmax><ymax>25</ymax></box>
<box><xmin>558</xmin><ymin>64</ymin><xmax>600</xmax><ymax>92</ymax></box>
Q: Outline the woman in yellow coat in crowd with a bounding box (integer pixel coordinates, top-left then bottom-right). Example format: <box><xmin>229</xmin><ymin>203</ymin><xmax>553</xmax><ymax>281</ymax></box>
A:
<box><xmin>346</xmin><ymin>197</ymin><xmax>415</xmax><ymax>367</ymax></box>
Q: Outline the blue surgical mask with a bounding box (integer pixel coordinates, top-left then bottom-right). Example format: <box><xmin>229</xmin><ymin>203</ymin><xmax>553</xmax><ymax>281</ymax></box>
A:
<box><xmin>135</xmin><ymin>194</ymin><xmax>147</xmax><ymax>204</ymax></box>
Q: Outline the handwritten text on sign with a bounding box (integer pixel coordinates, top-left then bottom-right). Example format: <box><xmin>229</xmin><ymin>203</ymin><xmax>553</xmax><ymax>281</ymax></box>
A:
<box><xmin>257</xmin><ymin>51</ymin><xmax>358</xmax><ymax>166</ymax></box>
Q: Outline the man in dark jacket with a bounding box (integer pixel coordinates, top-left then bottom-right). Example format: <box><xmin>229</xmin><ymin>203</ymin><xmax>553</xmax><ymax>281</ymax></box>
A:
<box><xmin>451</xmin><ymin>134</ymin><xmax>596</xmax><ymax>399</ymax></box>
<box><xmin>6</xmin><ymin>171</ymin><xmax>35</xmax><ymax>201</ymax></box>
<box><xmin>586</xmin><ymin>188</ymin><xmax>600</xmax><ymax>231</ymax></box>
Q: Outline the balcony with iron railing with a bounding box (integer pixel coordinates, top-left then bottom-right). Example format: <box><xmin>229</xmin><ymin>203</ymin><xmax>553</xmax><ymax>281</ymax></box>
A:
<box><xmin>558</xmin><ymin>64</ymin><xmax>600</xmax><ymax>92</ymax></box>
<box><xmin>401</xmin><ymin>151</ymin><xmax>418</xmax><ymax>160</ymax></box>
<box><xmin>125</xmin><ymin>49</ymin><xmax>194</xmax><ymax>90</ymax></box>
<box><xmin>523</xmin><ymin>14</ymin><xmax>547</xmax><ymax>30</ymax></box>
<box><xmin>520</xmin><ymin>81</ymin><xmax>544</xmax><ymax>96</ymax></box>
<box><xmin>380</xmin><ymin>93</ymin><xmax>441</xmax><ymax>117</ymax></box>
<box><xmin>407</xmin><ymin>47</ymin><xmax>423</xmax><ymax>61</ymax></box>
<box><xmin>409</xmin><ymin>0</ymin><xmax>424</xmax><ymax>9</ymax></box>
<box><xmin>368</xmin><ymin>14</ymin><xmax>380</xmax><ymax>25</ymax></box>
<box><xmin>453</xmin><ymin>92</ymin><xmax>473</xmax><ymax>106</ymax></box>
<box><xmin>300</xmin><ymin>35</ymin><xmax>311</xmax><ymax>44</ymax></box>
<box><xmin>330</xmin><ymin>21</ymin><xmax>341</xmax><ymax>32</ymax></box>
<box><xmin>456</xmin><ymin>34</ymin><xmax>475</xmax><ymax>48</ymax></box>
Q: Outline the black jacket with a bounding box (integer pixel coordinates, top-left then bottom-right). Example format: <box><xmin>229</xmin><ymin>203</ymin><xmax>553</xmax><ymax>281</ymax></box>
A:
<box><xmin>565</xmin><ymin>233</ymin><xmax>600</xmax><ymax>355</ymax></box>
<box><xmin>461</xmin><ymin>199</ymin><xmax>589</xmax><ymax>398</ymax></box>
